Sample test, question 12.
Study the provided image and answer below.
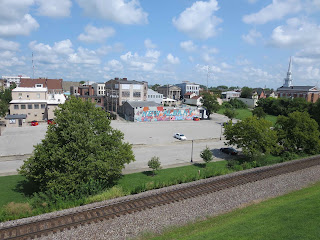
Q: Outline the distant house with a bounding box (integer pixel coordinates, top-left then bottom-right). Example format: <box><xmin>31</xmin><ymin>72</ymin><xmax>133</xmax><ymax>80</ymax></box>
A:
<box><xmin>92</xmin><ymin>83</ymin><xmax>106</xmax><ymax>96</ymax></box>
<box><xmin>147</xmin><ymin>89</ymin><xmax>163</xmax><ymax>104</ymax></box>
<box><xmin>221</xmin><ymin>91</ymin><xmax>241</xmax><ymax>101</ymax></box>
<box><xmin>157</xmin><ymin>85</ymin><xmax>181</xmax><ymax>100</ymax></box>
<box><xmin>2</xmin><ymin>75</ymin><xmax>30</xmax><ymax>88</ymax></box>
<box><xmin>20</xmin><ymin>78</ymin><xmax>63</xmax><ymax>94</ymax></box>
<box><xmin>176</xmin><ymin>81</ymin><xmax>200</xmax><ymax>96</ymax></box>
<box><xmin>252</xmin><ymin>88</ymin><xmax>266</xmax><ymax>99</ymax></box>
<box><xmin>70</xmin><ymin>85</ymin><xmax>104</xmax><ymax>108</ymax></box>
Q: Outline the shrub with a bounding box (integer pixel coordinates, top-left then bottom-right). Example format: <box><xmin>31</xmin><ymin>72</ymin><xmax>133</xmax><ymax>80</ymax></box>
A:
<box><xmin>148</xmin><ymin>156</ymin><xmax>161</xmax><ymax>176</ymax></box>
<box><xmin>200</xmin><ymin>146</ymin><xmax>213</xmax><ymax>165</ymax></box>
<box><xmin>4</xmin><ymin>202</ymin><xmax>32</xmax><ymax>216</ymax></box>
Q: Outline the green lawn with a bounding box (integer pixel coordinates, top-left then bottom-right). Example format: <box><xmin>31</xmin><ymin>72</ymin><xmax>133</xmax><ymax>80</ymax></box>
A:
<box><xmin>217</xmin><ymin>108</ymin><xmax>277</xmax><ymax>125</ymax></box>
<box><xmin>0</xmin><ymin>175</ymin><xmax>29</xmax><ymax>207</ymax></box>
<box><xmin>144</xmin><ymin>181</ymin><xmax>320</xmax><ymax>240</ymax></box>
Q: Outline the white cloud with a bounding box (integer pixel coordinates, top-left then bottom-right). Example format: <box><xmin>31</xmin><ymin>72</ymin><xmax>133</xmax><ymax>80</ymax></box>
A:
<box><xmin>104</xmin><ymin>59</ymin><xmax>123</xmax><ymax>72</ymax></box>
<box><xmin>76</xmin><ymin>0</ymin><xmax>148</xmax><ymax>24</ymax></box>
<box><xmin>236</xmin><ymin>58</ymin><xmax>251</xmax><ymax>66</ymax></box>
<box><xmin>201</xmin><ymin>45</ymin><xmax>219</xmax><ymax>54</ymax></box>
<box><xmin>243</xmin><ymin>0</ymin><xmax>302</xmax><ymax>25</ymax></box>
<box><xmin>145</xmin><ymin>50</ymin><xmax>160</xmax><ymax>60</ymax></box>
<box><xmin>69</xmin><ymin>47</ymin><xmax>101</xmax><ymax>65</ymax></box>
<box><xmin>172</xmin><ymin>0</ymin><xmax>222</xmax><ymax>39</ymax></box>
<box><xmin>78</xmin><ymin>25</ymin><xmax>115</xmax><ymax>43</ymax></box>
<box><xmin>166</xmin><ymin>54</ymin><xmax>180</xmax><ymax>64</ymax></box>
<box><xmin>221</xmin><ymin>62</ymin><xmax>232</xmax><ymax>68</ymax></box>
<box><xmin>0</xmin><ymin>14</ymin><xmax>39</xmax><ymax>37</ymax></box>
<box><xmin>180</xmin><ymin>41</ymin><xmax>197</xmax><ymax>52</ymax></box>
<box><xmin>53</xmin><ymin>39</ymin><xmax>74</xmax><ymax>55</ymax></box>
<box><xmin>196</xmin><ymin>64</ymin><xmax>221</xmax><ymax>73</ymax></box>
<box><xmin>144</xmin><ymin>39</ymin><xmax>157</xmax><ymax>49</ymax></box>
<box><xmin>35</xmin><ymin>0</ymin><xmax>72</xmax><ymax>17</ymax></box>
<box><xmin>243</xmin><ymin>67</ymin><xmax>273</xmax><ymax>82</ymax></box>
<box><xmin>0</xmin><ymin>39</ymin><xmax>20</xmax><ymax>51</ymax></box>
<box><xmin>242</xmin><ymin>29</ymin><xmax>262</xmax><ymax>45</ymax></box>
<box><xmin>120</xmin><ymin>50</ymin><xmax>160</xmax><ymax>71</ymax></box>
<box><xmin>270</xmin><ymin>18</ymin><xmax>320</xmax><ymax>48</ymax></box>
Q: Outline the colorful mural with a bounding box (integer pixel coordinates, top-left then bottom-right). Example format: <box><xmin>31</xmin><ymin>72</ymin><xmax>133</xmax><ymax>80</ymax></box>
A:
<box><xmin>135</xmin><ymin>106</ymin><xmax>200</xmax><ymax>122</ymax></box>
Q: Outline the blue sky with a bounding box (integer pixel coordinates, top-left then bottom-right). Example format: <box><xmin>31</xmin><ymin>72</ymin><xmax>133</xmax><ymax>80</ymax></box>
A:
<box><xmin>1</xmin><ymin>0</ymin><xmax>320</xmax><ymax>89</ymax></box>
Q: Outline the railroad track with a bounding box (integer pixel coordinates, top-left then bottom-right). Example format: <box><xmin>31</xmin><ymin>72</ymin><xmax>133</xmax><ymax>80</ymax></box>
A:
<box><xmin>1</xmin><ymin>156</ymin><xmax>320</xmax><ymax>240</ymax></box>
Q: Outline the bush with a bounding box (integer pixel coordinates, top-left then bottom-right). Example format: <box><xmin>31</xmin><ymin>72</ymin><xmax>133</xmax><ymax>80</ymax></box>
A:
<box><xmin>148</xmin><ymin>156</ymin><xmax>161</xmax><ymax>176</ymax></box>
<box><xmin>4</xmin><ymin>202</ymin><xmax>32</xmax><ymax>216</ymax></box>
<box><xmin>200</xmin><ymin>147</ymin><xmax>213</xmax><ymax>165</ymax></box>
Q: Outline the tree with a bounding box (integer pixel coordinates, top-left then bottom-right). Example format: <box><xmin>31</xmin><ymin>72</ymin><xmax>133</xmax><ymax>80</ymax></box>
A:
<box><xmin>275</xmin><ymin>111</ymin><xmax>320</xmax><ymax>155</ymax></box>
<box><xmin>0</xmin><ymin>99</ymin><xmax>8</xmax><ymax>117</ymax></box>
<box><xmin>200</xmin><ymin>92</ymin><xmax>220</xmax><ymax>118</ymax></box>
<box><xmin>151</xmin><ymin>84</ymin><xmax>160</xmax><ymax>91</ymax></box>
<box><xmin>224</xmin><ymin>108</ymin><xmax>237</xmax><ymax>120</ymax></box>
<box><xmin>148</xmin><ymin>156</ymin><xmax>161</xmax><ymax>176</ymax></box>
<box><xmin>229</xmin><ymin>98</ymin><xmax>247</xmax><ymax>109</ymax></box>
<box><xmin>309</xmin><ymin>99</ymin><xmax>320</xmax><ymax>129</ymax></box>
<box><xmin>240</xmin><ymin>87</ymin><xmax>253</xmax><ymax>98</ymax></box>
<box><xmin>79</xmin><ymin>80</ymin><xmax>85</xmax><ymax>85</ymax></box>
<box><xmin>0</xmin><ymin>89</ymin><xmax>12</xmax><ymax>117</ymax></box>
<box><xmin>224</xmin><ymin>117</ymin><xmax>278</xmax><ymax>160</ymax></box>
<box><xmin>200</xmin><ymin>146</ymin><xmax>213</xmax><ymax>166</ymax></box>
<box><xmin>19</xmin><ymin>96</ymin><xmax>135</xmax><ymax>195</ymax></box>
<box><xmin>252</xmin><ymin>107</ymin><xmax>266</xmax><ymax>119</ymax></box>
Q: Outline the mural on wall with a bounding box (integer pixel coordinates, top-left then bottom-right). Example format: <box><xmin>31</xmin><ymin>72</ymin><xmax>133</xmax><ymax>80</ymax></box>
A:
<box><xmin>135</xmin><ymin>106</ymin><xmax>200</xmax><ymax>122</ymax></box>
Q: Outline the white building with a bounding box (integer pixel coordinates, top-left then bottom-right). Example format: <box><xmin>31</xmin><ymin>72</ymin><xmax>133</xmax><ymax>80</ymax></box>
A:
<box><xmin>221</xmin><ymin>91</ymin><xmax>241</xmax><ymax>101</ymax></box>
<box><xmin>176</xmin><ymin>81</ymin><xmax>200</xmax><ymax>96</ymax></box>
<box><xmin>147</xmin><ymin>89</ymin><xmax>163</xmax><ymax>104</ymax></box>
<box><xmin>92</xmin><ymin>83</ymin><xmax>105</xmax><ymax>96</ymax></box>
<box><xmin>2</xmin><ymin>76</ymin><xmax>30</xmax><ymax>88</ymax></box>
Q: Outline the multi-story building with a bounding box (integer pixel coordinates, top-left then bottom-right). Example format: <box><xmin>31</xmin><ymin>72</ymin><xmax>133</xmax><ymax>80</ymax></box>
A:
<box><xmin>277</xmin><ymin>57</ymin><xmax>319</xmax><ymax>103</ymax></box>
<box><xmin>20</xmin><ymin>78</ymin><xmax>63</xmax><ymax>94</ymax></box>
<box><xmin>157</xmin><ymin>85</ymin><xmax>181</xmax><ymax>100</ymax></box>
<box><xmin>92</xmin><ymin>83</ymin><xmax>106</xmax><ymax>96</ymax></box>
<box><xmin>2</xmin><ymin>76</ymin><xmax>30</xmax><ymax>88</ymax></box>
<box><xmin>176</xmin><ymin>81</ymin><xmax>200</xmax><ymax>96</ymax></box>
<box><xmin>147</xmin><ymin>89</ymin><xmax>163</xmax><ymax>104</ymax></box>
<box><xmin>7</xmin><ymin>87</ymin><xmax>66</xmax><ymax>126</ymax></box>
<box><xmin>70</xmin><ymin>85</ymin><xmax>104</xmax><ymax>108</ymax></box>
<box><xmin>105</xmin><ymin>78</ymin><xmax>148</xmax><ymax>112</ymax></box>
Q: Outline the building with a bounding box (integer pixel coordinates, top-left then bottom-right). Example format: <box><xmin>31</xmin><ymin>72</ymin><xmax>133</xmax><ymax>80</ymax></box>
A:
<box><xmin>62</xmin><ymin>81</ymin><xmax>81</xmax><ymax>92</ymax></box>
<box><xmin>70</xmin><ymin>85</ymin><xmax>104</xmax><ymax>108</ymax></box>
<box><xmin>121</xmin><ymin>101</ymin><xmax>160</xmax><ymax>121</ymax></box>
<box><xmin>183</xmin><ymin>94</ymin><xmax>203</xmax><ymax>106</ymax></box>
<box><xmin>176</xmin><ymin>81</ymin><xmax>200</xmax><ymax>96</ymax></box>
<box><xmin>147</xmin><ymin>89</ymin><xmax>163</xmax><ymax>104</ymax></box>
<box><xmin>157</xmin><ymin>85</ymin><xmax>181</xmax><ymax>100</ymax></box>
<box><xmin>2</xmin><ymin>76</ymin><xmax>30</xmax><ymax>88</ymax></box>
<box><xmin>20</xmin><ymin>78</ymin><xmax>63</xmax><ymax>94</ymax></box>
<box><xmin>47</xmin><ymin>93</ymin><xmax>66</xmax><ymax>119</ymax></box>
<box><xmin>92</xmin><ymin>83</ymin><xmax>106</xmax><ymax>96</ymax></box>
<box><xmin>105</xmin><ymin>78</ymin><xmax>148</xmax><ymax>112</ymax></box>
<box><xmin>277</xmin><ymin>57</ymin><xmax>320</xmax><ymax>103</ymax></box>
<box><xmin>221</xmin><ymin>91</ymin><xmax>241</xmax><ymax>101</ymax></box>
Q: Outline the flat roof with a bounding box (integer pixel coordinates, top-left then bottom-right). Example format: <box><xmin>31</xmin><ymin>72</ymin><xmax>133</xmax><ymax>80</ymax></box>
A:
<box><xmin>12</xmin><ymin>87</ymin><xmax>47</xmax><ymax>92</ymax></box>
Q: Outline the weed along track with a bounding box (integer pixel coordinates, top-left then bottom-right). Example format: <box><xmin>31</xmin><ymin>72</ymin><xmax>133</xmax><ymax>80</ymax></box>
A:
<box><xmin>1</xmin><ymin>156</ymin><xmax>320</xmax><ymax>240</ymax></box>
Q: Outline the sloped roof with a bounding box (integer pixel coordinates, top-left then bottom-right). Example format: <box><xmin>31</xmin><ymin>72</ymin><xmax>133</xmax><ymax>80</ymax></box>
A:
<box><xmin>20</xmin><ymin>78</ymin><xmax>63</xmax><ymax>90</ymax></box>
<box><xmin>277</xmin><ymin>86</ymin><xmax>318</xmax><ymax>91</ymax></box>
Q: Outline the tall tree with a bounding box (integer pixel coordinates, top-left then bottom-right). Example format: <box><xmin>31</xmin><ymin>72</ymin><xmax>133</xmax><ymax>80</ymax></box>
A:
<box><xmin>19</xmin><ymin>97</ymin><xmax>135</xmax><ymax>195</ymax></box>
<box><xmin>224</xmin><ymin>117</ymin><xmax>278</xmax><ymax>160</ymax></box>
<box><xmin>252</xmin><ymin>107</ymin><xmax>266</xmax><ymax>119</ymax></box>
<box><xmin>151</xmin><ymin>84</ymin><xmax>160</xmax><ymax>91</ymax></box>
<box><xmin>240</xmin><ymin>87</ymin><xmax>253</xmax><ymax>99</ymax></box>
<box><xmin>275</xmin><ymin>111</ymin><xmax>320</xmax><ymax>154</ymax></box>
<box><xmin>200</xmin><ymin>92</ymin><xmax>220</xmax><ymax>118</ymax></box>
<box><xmin>224</xmin><ymin>108</ymin><xmax>237</xmax><ymax>120</ymax></box>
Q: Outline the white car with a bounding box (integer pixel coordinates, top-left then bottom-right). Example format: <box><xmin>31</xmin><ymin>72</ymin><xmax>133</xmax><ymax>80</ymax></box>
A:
<box><xmin>174</xmin><ymin>133</ymin><xmax>187</xmax><ymax>140</ymax></box>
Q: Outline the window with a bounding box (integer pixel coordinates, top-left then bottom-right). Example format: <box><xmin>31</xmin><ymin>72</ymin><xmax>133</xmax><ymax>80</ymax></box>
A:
<box><xmin>14</xmin><ymin>105</ymin><xmax>19</xmax><ymax>109</ymax></box>
<box><xmin>133</xmin><ymin>92</ymin><xmax>141</xmax><ymax>97</ymax></box>
<box><xmin>41</xmin><ymin>104</ymin><xmax>46</xmax><ymax>109</ymax></box>
<box><xmin>18</xmin><ymin>93</ymin><xmax>22</xmax><ymax>99</ymax></box>
<box><xmin>21</xmin><ymin>105</ymin><xmax>26</xmax><ymax>109</ymax></box>
<box><xmin>36</xmin><ymin>84</ymin><xmax>43</xmax><ymax>88</ymax></box>
<box><xmin>122</xmin><ymin>91</ymin><xmax>130</xmax><ymax>97</ymax></box>
<box><xmin>37</xmin><ymin>94</ymin><xmax>40</xmax><ymax>98</ymax></box>
<box><xmin>27</xmin><ymin>95</ymin><xmax>29</xmax><ymax>98</ymax></box>
<box><xmin>28</xmin><ymin>104</ymin><xmax>32</xmax><ymax>109</ymax></box>
<box><xmin>34</xmin><ymin>104</ymin><xmax>39</xmax><ymax>109</ymax></box>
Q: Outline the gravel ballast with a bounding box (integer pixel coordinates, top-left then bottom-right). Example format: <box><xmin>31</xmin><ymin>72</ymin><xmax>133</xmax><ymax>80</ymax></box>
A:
<box><xmin>2</xmin><ymin>162</ymin><xmax>320</xmax><ymax>240</ymax></box>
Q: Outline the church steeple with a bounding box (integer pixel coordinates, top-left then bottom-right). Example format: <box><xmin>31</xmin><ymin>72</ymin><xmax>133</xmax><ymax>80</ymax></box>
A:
<box><xmin>283</xmin><ymin>57</ymin><xmax>293</xmax><ymax>87</ymax></box>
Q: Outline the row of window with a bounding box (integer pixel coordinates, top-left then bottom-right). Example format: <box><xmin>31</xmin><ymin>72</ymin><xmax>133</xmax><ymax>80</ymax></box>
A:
<box><xmin>148</xmin><ymin>95</ymin><xmax>162</xmax><ymax>98</ymax></box>
<box><xmin>122</xmin><ymin>91</ymin><xmax>141</xmax><ymax>97</ymax></box>
<box><xmin>187</xmin><ymin>86</ymin><xmax>199</xmax><ymax>90</ymax></box>
<box><xmin>14</xmin><ymin>104</ymin><xmax>46</xmax><ymax>110</ymax></box>
<box><xmin>18</xmin><ymin>93</ymin><xmax>42</xmax><ymax>99</ymax></box>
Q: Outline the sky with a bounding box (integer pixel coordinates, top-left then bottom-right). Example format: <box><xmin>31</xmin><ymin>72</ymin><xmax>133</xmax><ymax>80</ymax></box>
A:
<box><xmin>0</xmin><ymin>0</ymin><xmax>320</xmax><ymax>89</ymax></box>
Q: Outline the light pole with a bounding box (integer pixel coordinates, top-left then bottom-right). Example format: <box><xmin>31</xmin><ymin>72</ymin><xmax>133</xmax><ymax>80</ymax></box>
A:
<box><xmin>220</xmin><ymin>123</ymin><xmax>223</xmax><ymax>140</ymax></box>
<box><xmin>191</xmin><ymin>139</ymin><xmax>194</xmax><ymax>163</ymax></box>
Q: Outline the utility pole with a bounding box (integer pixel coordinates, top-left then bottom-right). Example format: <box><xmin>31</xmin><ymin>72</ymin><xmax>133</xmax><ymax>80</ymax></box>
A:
<box><xmin>191</xmin><ymin>140</ymin><xmax>194</xmax><ymax>163</ymax></box>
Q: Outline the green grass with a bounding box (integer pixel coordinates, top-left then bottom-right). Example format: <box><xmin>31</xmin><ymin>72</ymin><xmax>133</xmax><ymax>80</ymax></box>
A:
<box><xmin>0</xmin><ymin>175</ymin><xmax>29</xmax><ymax>207</ymax></box>
<box><xmin>142</xmin><ymin>181</ymin><xmax>320</xmax><ymax>240</ymax></box>
<box><xmin>217</xmin><ymin>108</ymin><xmax>277</xmax><ymax>125</ymax></box>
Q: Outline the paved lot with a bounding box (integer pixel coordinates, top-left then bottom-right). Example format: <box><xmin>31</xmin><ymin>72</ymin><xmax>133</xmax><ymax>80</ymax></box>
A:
<box><xmin>0</xmin><ymin>113</ymin><xmax>234</xmax><ymax>175</ymax></box>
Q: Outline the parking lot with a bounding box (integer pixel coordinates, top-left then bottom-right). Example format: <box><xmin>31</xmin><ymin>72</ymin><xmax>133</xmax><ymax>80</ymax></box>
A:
<box><xmin>0</xmin><ymin>113</ymin><xmax>234</xmax><ymax>175</ymax></box>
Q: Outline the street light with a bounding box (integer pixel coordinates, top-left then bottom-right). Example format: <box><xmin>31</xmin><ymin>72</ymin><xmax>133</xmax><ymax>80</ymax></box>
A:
<box><xmin>220</xmin><ymin>123</ymin><xmax>223</xmax><ymax>140</ymax></box>
<box><xmin>191</xmin><ymin>139</ymin><xmax>194</xmax><ymax>163</ymax></box>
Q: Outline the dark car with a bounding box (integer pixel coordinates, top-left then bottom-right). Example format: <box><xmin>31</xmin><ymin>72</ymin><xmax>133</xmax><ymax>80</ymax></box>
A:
<box><xmin>193</xmin><ymin>116</ymin><xmax>200</xmax><ymax>121</ymax></box>
<box><xmin>220</xmin><ymin>147</ymin><xmax>238</xmax><ymax>155</ymax></box>
<box><xmin>31</xmin><ymin>120</ymin><xmax>39</xmax><ymax>126</ymax></box>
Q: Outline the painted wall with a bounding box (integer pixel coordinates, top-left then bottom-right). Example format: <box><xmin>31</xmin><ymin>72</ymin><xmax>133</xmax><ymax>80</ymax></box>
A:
<box><xmin>134</xmin><ymin>106</ymin><xmax>200</xmax><ymax>122</ymax></box>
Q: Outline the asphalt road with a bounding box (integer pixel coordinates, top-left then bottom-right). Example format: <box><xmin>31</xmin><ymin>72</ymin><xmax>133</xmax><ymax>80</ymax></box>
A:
<box><xmin>0</xmin><ymin>113</ymin><xmax>234</xmax><ymax>176</ymax></box>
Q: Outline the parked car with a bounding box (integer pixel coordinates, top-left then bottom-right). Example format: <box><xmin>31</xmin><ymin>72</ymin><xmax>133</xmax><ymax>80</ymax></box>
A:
<box><xmin>174</xmin><ymin>133</ymin><xmax>187</xmax><ymax>140</ymax></box>
<box><xmin>47</xmin><ymin>119</ymin><xmax>55</xmax><ymax>125</ymax></box>
<box><xmin>31</xmin><ymin>120</ymin><xmax>39</xmax><ymax>126</ymax></box>
<box><xmin>193</xmin><ymin>116</ymin><xmax>200</xmax><ymax>121</ymax></box>
<box><xmin>220</xmin><ymin>147</ymin><xmax>238</xmax><ymax>155</ymax></box>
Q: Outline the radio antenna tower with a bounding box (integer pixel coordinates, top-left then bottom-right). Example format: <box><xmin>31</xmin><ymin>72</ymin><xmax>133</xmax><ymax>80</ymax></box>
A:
<box><xmin>32</xmin><ymin>52</ymin><xmax>35</xmax><ymax>80</ymax></box>
<box><xmin>206</xmin><ymin>65</ymin><xmax>210</xmax><ymax>92</ymax></box>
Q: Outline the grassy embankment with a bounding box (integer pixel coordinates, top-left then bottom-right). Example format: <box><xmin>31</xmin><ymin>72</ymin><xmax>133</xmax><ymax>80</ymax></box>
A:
<box><xmin>141</xmin><ymin>181</ymin><xmax>320</xmax><ymax>240</ymax></box>
<box><xmin>217</xmin><ymin>108</ymin><xmax>277</xmax><ymax>125</ymax></box>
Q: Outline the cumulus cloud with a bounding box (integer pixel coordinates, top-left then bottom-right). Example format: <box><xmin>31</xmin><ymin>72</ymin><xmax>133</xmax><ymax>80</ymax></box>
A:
<box><xmin>270</xmin><ymin>18</ymin><xmax>320</xmax><ymax>48</ymax></box>
<box><xmin>180</xmin><ymin>40</ymin><xmax>197</xmax><ymax>52</ymax></box>
<box><xmin>76</xmin><ymin>0</ymin><xmax>148</xmax><ymax>24</ymax></box>
<box><xmin>172</xmin><ymin>0</ymin><xmax>222</xmax><ymax>39</ymax></box>
<box><xmin>166</xmin><ymin>54</ymin><xmax>180</xmax><ymax>64</ymax></box>
<box><xmin>0</xmin><ymin>14</ymin><xmax>39</xmax><ymax>37</ymax></box>
<box><xmin>144</xmin><ymin>39</ymin><xmax>157</xmax><ymax>49</ymax></box>
<box><xmin>69</xmin><ymin>47</ymin><xmax>101</xmax><ymax>65</ymax></box>
<box><xmin>0</xmin><ymin>39</ymin><xmax>20</xmax><ymax>51</ymax></box>
<box><xmin>104</xmin><ymin>59</ymin><xmax>123</xmax><ymax>72</ymax></box>
<box><xmin>78</xmin><ymin>25</ymin><xmax>115</xmax><ymax>43</ymax></box>
<box><xmin>242</xmin><ymin>29</ymin><xmax>262</xmax><ymax>45</ymax></box>
<box><xmin>120</xmin><ymin>50</ymin><xmax>160</xmax><ymax>71</ymax></box>
<box><xmin>35</xmin><ymin>0</ymin><xmax>72</xmax><ymax>17</ymax></box>
<box><xmin>243</xmin><ymin>0</ymin><xmax>302</xmax><ymax>25</ymax></box>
